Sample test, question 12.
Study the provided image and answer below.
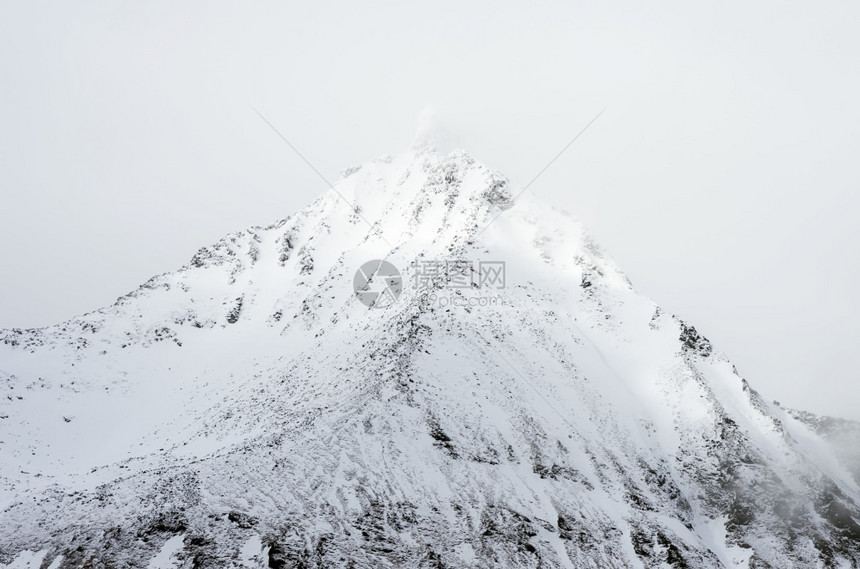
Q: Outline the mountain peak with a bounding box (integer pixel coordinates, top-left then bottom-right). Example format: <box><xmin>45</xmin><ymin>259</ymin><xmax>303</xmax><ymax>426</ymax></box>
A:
<box><xmin>1</xmin><ymin>135</ymin><xmax>859</xmax><ymax>567</ymax></box>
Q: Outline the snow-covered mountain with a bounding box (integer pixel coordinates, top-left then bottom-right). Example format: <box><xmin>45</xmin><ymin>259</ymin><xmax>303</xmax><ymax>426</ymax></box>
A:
<box><xmin>2</xmin><ymin>137</ymin><xmax>859</xmax><ymax>568</ymax></box>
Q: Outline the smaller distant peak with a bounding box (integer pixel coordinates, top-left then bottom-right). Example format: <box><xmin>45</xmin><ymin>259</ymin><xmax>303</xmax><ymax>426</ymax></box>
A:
<box><xmin>411</xmin><ymin>105</ymin><xmax>459</xmax><ymax>155</ymax></box>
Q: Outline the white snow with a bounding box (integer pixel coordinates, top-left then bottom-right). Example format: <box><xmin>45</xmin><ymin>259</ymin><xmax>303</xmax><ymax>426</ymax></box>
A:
<box><xmin>0</xmin><ymin>551</ymin><xmax>47</xmax><ymax>569</ymax></box>
<box><xmin>145</xmin><ymin>535</ymin><xmax>185</xmax><ymax>569</ymax></box>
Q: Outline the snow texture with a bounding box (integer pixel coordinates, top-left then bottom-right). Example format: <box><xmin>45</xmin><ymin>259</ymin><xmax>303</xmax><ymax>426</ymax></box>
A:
<box><xmin>1</xmin><ymin>142</ymin><xmax>859</xmax><ymax>568</ymax></box>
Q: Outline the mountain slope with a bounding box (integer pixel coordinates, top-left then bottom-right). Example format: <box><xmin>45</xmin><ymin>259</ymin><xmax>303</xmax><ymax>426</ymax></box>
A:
<box><xmin>1</xmin><ymin>144</ymin><xmax>859</xmax><ymax>568</ymax></box>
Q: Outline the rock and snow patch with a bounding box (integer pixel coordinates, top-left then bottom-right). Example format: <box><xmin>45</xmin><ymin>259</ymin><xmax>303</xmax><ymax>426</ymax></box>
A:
<box><xmin>145</xmin><ymin>535</ymin><xmax>184</xmax><ymax>569</ymax></box>
<box><xmin>1</xmin><ymin>142</ymin><xmax>859</xmax><ymax>567</ymax></box>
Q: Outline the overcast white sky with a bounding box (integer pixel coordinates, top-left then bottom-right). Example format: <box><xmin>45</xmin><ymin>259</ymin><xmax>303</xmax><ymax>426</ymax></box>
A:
<box><xmin>1</xmin><ymin>1</ymin><xmax>858</xmax><ymax>420</ymax></box>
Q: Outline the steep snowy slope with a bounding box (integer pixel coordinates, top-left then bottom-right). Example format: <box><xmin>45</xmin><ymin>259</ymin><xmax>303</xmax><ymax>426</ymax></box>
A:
<box><xmin>1</xmin><ymin>141</ymin><xmax>859</xmax><ymax>568</ymax></box>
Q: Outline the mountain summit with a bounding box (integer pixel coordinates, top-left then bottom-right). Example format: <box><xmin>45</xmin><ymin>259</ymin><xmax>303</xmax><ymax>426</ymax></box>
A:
<box><xmin>1</xmin><ymin>144</ymin><xmax>859</xmax><ymax>568</ymax></box>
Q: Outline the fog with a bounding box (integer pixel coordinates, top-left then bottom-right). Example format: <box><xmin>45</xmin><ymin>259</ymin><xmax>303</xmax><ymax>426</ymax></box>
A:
<box><xmin>1</xmin><ymin>1</ymin><xmax>858</xmax><ymax>420</ymax></box>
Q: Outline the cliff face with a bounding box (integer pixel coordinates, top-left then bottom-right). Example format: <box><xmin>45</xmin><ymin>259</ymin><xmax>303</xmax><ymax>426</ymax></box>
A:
<box><xmin>2</xmin><ymin>146</ymin><xmax>858</xmax><ymax>568</ymax></box>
